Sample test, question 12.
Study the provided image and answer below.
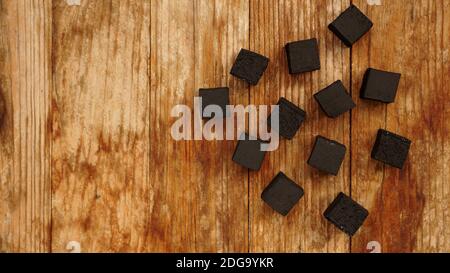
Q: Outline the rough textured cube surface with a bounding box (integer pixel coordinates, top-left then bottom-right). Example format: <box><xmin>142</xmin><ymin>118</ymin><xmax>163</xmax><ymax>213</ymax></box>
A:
<box><xmin>324</xmin><ymin>192</ymin><xmax>369</xmax><ymax>236</ymax></box>
<box><xmin>261</xmin><ymin>172</ymin><xmax>304</xmax><ymax>216</ymax></box>
<box><xmin>308</xmin><ymin>136</ymin><xmax>346</xmax><ymax>175</ymax></box>
<box><xmin>314</xmin><ymin>80</ymin><xmax>355</xmax><ymax>118</ymax></box>
<box><xmin>371</xmin><ymin>129</ymin><xmax>411</xmax><ymax>169</ymax></box>
<box><xmin>199</xmin><ymin>87</ymin><xmax>229</xmax><ymax>119</ymax></box>
<box><xmin>232</xmin><ymin>133</ymin><xmax>266</xmax><ymax>171</ymax></box>
<box><xmin>360</xmin><ymin>68</ymin><xmax>401</xmax><ymax>103</ymax></box>
<box><xmin>268</xmin><ymin>97</ymin><xmax>306</xmax><ymax>139</ymax></box>
<box><xmin>285</xmin><ymin>38</ymin><xmax>320</xmax><ymax>74</ymax></box>
<box><xmin>230</xmin><ymin>49</ymin><xmax>269</xmax><ymax>85</ymax></box>
<box><xmin>328</xmin><ymin>4</ymin><xmax>373</xmax><ymax>47</ymax></box>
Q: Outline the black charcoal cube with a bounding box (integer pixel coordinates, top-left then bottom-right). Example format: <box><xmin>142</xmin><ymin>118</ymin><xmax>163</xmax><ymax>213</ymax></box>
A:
<box><xmin>371</xmin><ymin>129</ymin><xmax>411</xmax><ymax>169</ymax></box>
<box><xmin>285</xmin><ymin>38</ymin><xmax>321</xmax><ymax>74</ymax></box>
<box><xmin>328</xmin><ymin>5</ymin><xmax>373</xmax><ymax>47</ymax></box>
<box><xmin>314</xmin><ymin>80</ymin><xmax>356</xmax><ymax>118</ymax></box>
<box><xmin>230</xmin><ymin>49</ymin><xmax>269</xmax><ymax>85</ymax></box>
<box><xmin>268</xmin><ymin>97</ymin><xmax>306</xmax><ymax>140</ymax></box>
<box><xmin>308</xmin><ymin>136</ymin><xmax>346</xmax><ymax>175</ymax></box>
<box><xmin>261</xmin><ymin>172</ymin><xmax>304</xmax><ymax>216</ymax></box>
<box><xmin>324</xmin><ymin>192</ymin><xmax>369</xmax><ymax>236</ymax></box>
<box><xmin>198</xmin><ymin>87</ymin><xmax>229</xmax><ymax>119</ymax></box>
<box><xmin>360</xmin><ymin>68</ymin><xmax>401</xmax><ymax>103</ymax></box>
<box><xmin>232</xmin><ymin>133</ymin><xmax>266</xmax><ymax>171</ymax></box>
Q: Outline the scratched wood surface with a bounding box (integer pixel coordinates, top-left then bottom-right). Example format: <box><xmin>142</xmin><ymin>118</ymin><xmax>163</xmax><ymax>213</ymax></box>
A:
<box><xmin>52</xmin><ymin>0</ymin><xmax>151</xmax><ymax>252</ymax></box>
<box><xmin>0</xmin><ymin>0</ymin><xmax>449</xmax><ymax>253</ymax></box>
<box><xmin>150</xmin><ymin>0</ymin><xmax>249</xmax><ymax>252</ymax></box>
<box><xmin>351</xmin><ymin>0</ymin><xmax>450</xmax><ymax>253</ymax></box>
<box><xmin>0</xmin><ymin>0</ymin><xmax>52</xmax><ymax>252</ymax></box>
<box><xmin>248</xmin><ymin>0</ymin><xmax>350</xmax><ymax>252</ymax></box>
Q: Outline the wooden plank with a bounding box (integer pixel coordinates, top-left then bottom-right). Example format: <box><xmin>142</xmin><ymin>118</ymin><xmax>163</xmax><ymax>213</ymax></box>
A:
<box><xmin>1</xmin><ymin>0</ymin><xmax>449</xmax><ymax>253</ymax></box>
<box><xmin>150</xmin><ymin>0</ymin><xmax>249</xmax><ymax>252</ymax></box>
<box><xmin>249</xmin><ymin>0</ymin><xmax>351</xmax><ymax>252</ymax></box>
<box><xmin>351</xmin><ymin>0</ymin><xmax>450</xmax><ymax>252</ymax></box>
<box><xmin>192</xmin><ymin>0</ymin><xmax>250</xmax><ymax>252</ymax></box>
<box><xmin>51</xmin><ymin>0</ymin><xmax>150</xmax><ymax>252</ymax></box>
<box><xmin>0</xmin><ymin>0</ymin><xmax>52</xmax><ymax>252</ymax></box>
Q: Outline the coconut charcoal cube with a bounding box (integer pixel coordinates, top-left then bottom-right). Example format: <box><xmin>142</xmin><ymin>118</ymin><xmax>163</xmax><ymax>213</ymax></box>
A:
<box><xmin>314</xmin><ymin>80</ymin><xmax>356</xmax><ymax>118</ymax></box>
<box><xmin>268</xmin><ymin>97</ymin><xmax>306</xmax><ymax>140</ymax></box>
<box><xmin>371</xmin><ymin>129</ymin><xmax>411</xmax><ymax>169</ymax></box>
<box><xmin>230</xmin><ymin>49</ymin><xmax>269</xmax><ymax>85</ymax></box>
<box><xmin>308</xmin><ymin>136</ymin><xmax>346</xmax><ymax>175</ymax></box>
<box><xmin>261</xmin><ymin>172</ymin><xmax>304</xmax><ymax>216</ymax></box>
<box><xmin>232</xmin><ymin>133</ymin><xmax>266</xmax><ymax>171</ymax></box>
<box><xmin>285</xmin><ymin>38</ymin><xmax>321</xmax><ymax>74</ymax></box>
<box><xmin>360</xmin><ymin>68</ymin><xmax>401</xmax><ymax>103</ymax></box>
<box><xmin>324</xmin><ymin>192</ymin><xmax>369</xmax><ymax>236</ymax></box>
<box><xmin>198</xmin><ymin>87</ymin><xmax>229</xmax><ymax>119</ymax></box>
<box><xmin>328</xmin><ymin>4</ymin><xmax>373</xmax><ymax>47</ymax></box>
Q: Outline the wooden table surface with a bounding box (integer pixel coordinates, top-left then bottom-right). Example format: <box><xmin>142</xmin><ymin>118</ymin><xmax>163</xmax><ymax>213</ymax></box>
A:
<box><xmin>0</xmin><ymin>0</ymin><xmax>449</xmax><ymax>253</ymax></box>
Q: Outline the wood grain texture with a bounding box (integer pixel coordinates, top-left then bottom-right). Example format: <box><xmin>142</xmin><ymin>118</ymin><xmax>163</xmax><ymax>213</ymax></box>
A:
<box><xmin>351</xmin><ymin>0</ymin><xmax>450</xmax><ymax>253</ymax></box>
<box><xmin>249</xmin><ymin>0</ymin><xmax>350</xmax><ymax>252</ymax></box>
<box><xmin>150</xmin><ymin>0</ymin><xmax>249</xmax><ymax>252</ymax></box>
<box><xmin>52</xmin><ymin>0</ymin><xmax>150</xmax><ymax>252</ymax></box>
<box><xmin>0</xmin><ymin>0</ymin><xmax>449</xmax><ymax>253</ymax></box>
<box><xmin>0</xmin><ymin>0</ymin><xmax>52</xmax><ymax>252</ymax></box>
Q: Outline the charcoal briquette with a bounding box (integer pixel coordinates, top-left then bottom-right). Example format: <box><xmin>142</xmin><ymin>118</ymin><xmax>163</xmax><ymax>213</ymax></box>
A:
<box><xmin>328</xmin><ymin>4</ymin><xmax>373</xmax><ymax>47</ymax></box>
<box><xmin>324</xmin><ymin>192</ymin><xmax>369</xmax><ymax>236</ymax></box>
<box><xmin>232</xmin><ymin>133</ymin><xmax>266</xmax><ymax>171</ymax></box>
<box><xmin>285</xmin><ymin>38</ymin><xmax>321</xmax><ymax>74</ymax></box>
<box><xmin>230</xmin><ymin>49</ymin><xmax>269</xmax><ymax>85</ymax></box>
<box><xmin>308</xmin><ymin>136</ymin><xmax>346</xmax><ymax>176</ymax></box>
<box><xmin>360</xmin><ymin>68</ymin><xmax>401</xmax><ymax>103</ymax></box>
<box><xmin>314</xmin><ymin>80</ymin><xmax>356</xmax><ymax>118</ymax></box>
<box><xmin>371</xmin><ymin>129</ymin><xmax>411</xmax><ymax>169</ymax></box>
<box><xmin>198</xmin><ymin>87</ymin><xmax>229</xmax><ymax>119</ymax></box>
<box><xmin>261</xmin><ymin>172</ymin><xmax>304</xmax><ymax>216</ymax></box>
<box><xmin>268</xmin><ymin>97</ymin><xmax>306</xmax><ymax>140</ymax></box>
